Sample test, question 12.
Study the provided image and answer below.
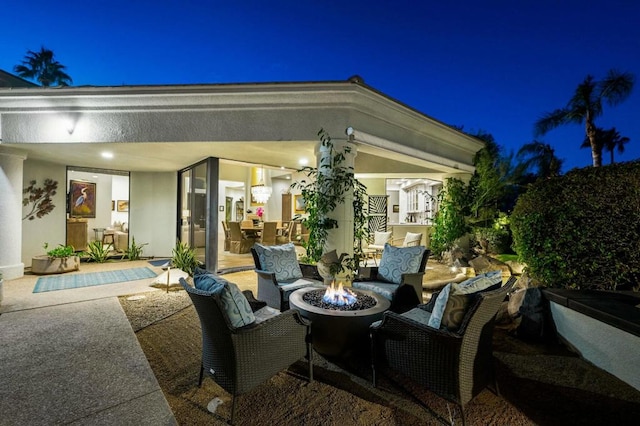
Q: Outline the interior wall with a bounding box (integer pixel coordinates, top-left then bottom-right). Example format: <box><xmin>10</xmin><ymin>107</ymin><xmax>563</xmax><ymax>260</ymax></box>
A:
<box><xmin>21</xmin><ymin>159</ymin><xmax>67</xmax><ymax>263</ymax></box>
<box><xmin>111</xmin><ymin>175</ymin><xmax>129</xmax><ymax>225</ymax></box>
<box><xmin>129</xmin><ymin>171</ymin><xmax>176</xmax><ymax>258</ymax></box>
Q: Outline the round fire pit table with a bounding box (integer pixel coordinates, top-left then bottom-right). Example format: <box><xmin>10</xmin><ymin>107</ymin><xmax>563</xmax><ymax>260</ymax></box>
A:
<box><xmin>289</xmin><ymin>287</ymin><xmax>390</xmax><ymax>358</ymax></box>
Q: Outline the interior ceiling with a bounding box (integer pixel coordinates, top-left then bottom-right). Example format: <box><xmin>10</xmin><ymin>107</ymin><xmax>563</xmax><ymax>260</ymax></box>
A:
<box><xmin>6</xmin><ymin>140</ymin><xmax>446</xmax><ymax>175</ymax></box>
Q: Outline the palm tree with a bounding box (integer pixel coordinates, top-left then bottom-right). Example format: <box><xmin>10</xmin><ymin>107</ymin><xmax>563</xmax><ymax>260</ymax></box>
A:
<box><xmin>534</xmin><ymin>69</ymin><xmax>634</xmax><ymax>167</ymax></box>
<box><xmin>517</xmin><ymin>141</ymin><xmax>564</xmax><ymax>178</ymax></box>
<box><xmin>581</xmin><ymin>127</ymin><xmax>630</xmax><ymax>164</ymax></box>
<box><xmin>14</xmin><ymin>47</ymin><xmax>72</xmax><ymax>87</ymax></box>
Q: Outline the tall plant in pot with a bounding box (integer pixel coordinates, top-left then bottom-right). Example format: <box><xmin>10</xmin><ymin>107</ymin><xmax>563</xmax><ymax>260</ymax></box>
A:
<box><xmin>290</xmin><ymin>128</ymin><xmax>368</xmax><ymax>280</ymax></box>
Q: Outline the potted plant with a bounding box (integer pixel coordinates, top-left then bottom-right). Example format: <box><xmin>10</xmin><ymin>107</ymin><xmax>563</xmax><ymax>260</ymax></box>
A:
<box><xmin>290</xmin><ymin>128</ymin><xmax>369</xmax><ymax>281</ymax></box>
<box><xmin>31</xmin><ymin>243</ymin><xmax>80</xmax><ymax>275</ymax></box>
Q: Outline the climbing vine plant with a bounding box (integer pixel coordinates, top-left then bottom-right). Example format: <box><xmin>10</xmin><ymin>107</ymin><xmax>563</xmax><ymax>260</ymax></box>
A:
<box><xmin>22</xmin><ymin>179</ymin><xmax>58</xmax><ymax>221</ymax></box>
<box><xmin>290</xmin><ymin>128</ymin><xmax>368</xmax><ymax>276</ymax></box>
<box><xmin>430</xmin><ymin>177</ymin><xmax>470</xmax><ymax>257</ymax></box>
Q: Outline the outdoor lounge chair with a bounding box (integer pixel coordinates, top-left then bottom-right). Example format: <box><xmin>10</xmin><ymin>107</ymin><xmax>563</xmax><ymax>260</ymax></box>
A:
<box><xmin>352</xmin><ymin>244</ymin><xmax>430</xmax><ymax>312</ymax></box>
<box><xmin>370</xmin><ymin>276</ymin><xmax>517</xmax><ymax>425</ymax></box>
<box><xmin>179</xmin><ymin>277</ymin><xmax>313</xmax><ymax>425</ymax></box>
<box><xmin>251</xmin><ymin>243</ymin><xmax>325</xmax><ymax>311</ymax></box>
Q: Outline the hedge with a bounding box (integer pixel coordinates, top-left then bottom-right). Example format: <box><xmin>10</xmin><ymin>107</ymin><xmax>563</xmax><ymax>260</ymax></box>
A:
<box><xmin>511</xmin><ymin>161</ymin><xmax>640</xmax><ymax>290</ymax></box>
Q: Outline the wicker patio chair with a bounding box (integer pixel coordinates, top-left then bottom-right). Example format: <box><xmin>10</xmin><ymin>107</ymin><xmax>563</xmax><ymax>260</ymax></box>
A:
<box><xmin>353</xmin><ymin>246</ymin><xmax>430</xmax><ymax>312</ymax></box>
<box><xmin>251</xmin><ymin>244</ymin><xmax>325</xmax><ymax>311</ymax></box>
<box><xmin>179</xmin><ymin>278</ymin><xmax>313</xmax><ymax>425</ymax></box>
<box><xmin>370</xmin><ymin>276</ymin><xmax>517</xmax><ymax>426</ymax></box>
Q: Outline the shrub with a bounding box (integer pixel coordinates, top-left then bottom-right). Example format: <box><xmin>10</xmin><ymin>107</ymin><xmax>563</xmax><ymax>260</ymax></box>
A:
<box><xmin>85</xmin><ymin>241</ymin><xmax>110</xmax><ymax>263</ymax></box>
<box><xmin>44</xmin><ymin>243</ymin><xmax>75</xmax><ymax>258</ymax></box>
<box><xmin>124</xmin><ymin>236</ymin><xmax>147</xmax><ymax>261</ymax></box>
<box><xmin>511</xmin><ymin>161</ymin><xmax>640</xmax><ymax>290</ymax></box>
<box><xmin>430</xmin><ymin>178</ymin><xmax>469</xmax><ymax>257</ymax></box>
<box><xmin>171</xmin><ymin>241</ymin><xmax>201</xmax><ymax>276</ymax></box>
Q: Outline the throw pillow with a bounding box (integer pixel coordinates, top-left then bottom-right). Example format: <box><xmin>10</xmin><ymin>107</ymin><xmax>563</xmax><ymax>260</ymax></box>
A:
<box><xmin>254</xmin><ymin>242</ymin><xmax>303</xmax><ymax>282</ymax></box>
<box><xmin>193</xmin><ymin>267</ymin><xmax>255</xmax><ymax>328</ymax></box>
<box><xmin>440</xmin><ymin>287</ymin><xmax>473</xmax><ymax>331</ymax></box>
<box><xmin>427</xmin><ymin>283</ymin><xmax>452</xmax><ymax>329</ymax></box>
<box><xmin>378</xmin><ymin>244</ymin><xmax>426</xmax><ymax>284</ymax></box>
<box><xmin>456</xmin><ymin>270</ymin><xmax>502</xmax><ymax>294</ymax></box>
<box><xmin>403</xmin><ymin>232</ymin><xmax>423</xmax><ymax>246</ymax></box>
<box><xmin>372</xmin><ymin>231</ymin><xmax>392</xmax><ymax>246</ymax></box>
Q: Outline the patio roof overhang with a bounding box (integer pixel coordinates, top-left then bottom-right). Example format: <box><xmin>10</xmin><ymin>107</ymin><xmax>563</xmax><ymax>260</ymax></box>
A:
<box><xmin>0</xmin><ymin>77</ymin><xmax>484</xmax><ymax>176</ymax></box>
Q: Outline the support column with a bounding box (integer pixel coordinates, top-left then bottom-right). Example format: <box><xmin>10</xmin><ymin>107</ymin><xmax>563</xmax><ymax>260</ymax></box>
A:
<box><xmin>0</xmin><ymin>148</ymin><xmax>27</xmax><ymax>280</ymax></box>
<box><xmin>315</xmin><ymin>137</ymin><xmax>357</xmax><ymax>258</ymax></box>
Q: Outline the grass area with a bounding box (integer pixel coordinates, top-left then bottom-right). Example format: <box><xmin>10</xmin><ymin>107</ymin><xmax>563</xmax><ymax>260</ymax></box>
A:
<box><xmin>495</xmin><ymin>253</ymin><xmax>519</xmax><ymax>263</ymax></box>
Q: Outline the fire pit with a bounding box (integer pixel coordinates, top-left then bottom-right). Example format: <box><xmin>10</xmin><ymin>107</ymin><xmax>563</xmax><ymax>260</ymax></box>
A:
<box><xmin>289</xmin><ymin>283</ymin><xmax>390</xmax><ymax>357</ymax></box>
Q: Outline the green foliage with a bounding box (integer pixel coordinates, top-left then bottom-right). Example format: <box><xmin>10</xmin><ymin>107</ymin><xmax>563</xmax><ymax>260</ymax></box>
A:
<box><xmin>85</xmin><ymin>241</ymin><xmax>110</xmax><ymax>263</ymax></box>
<box><xmin>44</xmin><ymin>243</ymin><xmax>75</xmax><ymax>258</ymax></box>
<box><xmin>23</xmin><ymin>179</ymin><xmax>58</xmax><ymax>221</ymax></box>
<box><xmin>289</xmin><ymin>128</ymin><xmax>368</xmax><ymax>276</ymax></box>
<box><xmin>430</xmin><ymin>178</ymin><xmax>470</xmax><ymax>257</ymax></box>
<box><xmin>171</xmin><ymin>241</ymin><xmax>201</xmax><ymax>276</ymax></box>
<box><xmin>511</xmin><ymin>161</ymin><xmax>640</xmax><ymax>290</ymax></box>
<box><xmin>124</xmin><ymin>236</ymin><xmax>148</xmax><ymax>261</ymax></box>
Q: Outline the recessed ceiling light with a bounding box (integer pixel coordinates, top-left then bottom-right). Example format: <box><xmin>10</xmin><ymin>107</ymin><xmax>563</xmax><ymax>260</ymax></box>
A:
<box><xmin>101</xmin><ymin>152</ymin><xmax>114</xmax><ymax>159</ymax></box>
<box><xmin>299</xmin><ymin>158</ymin><xmax>308</xmax><ymax>166</ymax></box>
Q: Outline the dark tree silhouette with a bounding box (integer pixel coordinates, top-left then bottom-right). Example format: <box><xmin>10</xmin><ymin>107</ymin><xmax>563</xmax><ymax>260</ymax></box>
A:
<box><xmin>581</xmin><ymin>127</ymin><xmax>630</xmax><ymax>164</ymax></box>
<box><xmin>14</xmin><ymin>47</ymin><xmax>72</xmax><ymax>87</ymax></box>
<box><xmin>517</xmin><ymin>141</ymin><xmax>564</xmax><ymax>178</ymax></box>
<box><xmin>534</xmin><ymin>69</ymin><xmax>634</xmax><ymax>167</ymax></box>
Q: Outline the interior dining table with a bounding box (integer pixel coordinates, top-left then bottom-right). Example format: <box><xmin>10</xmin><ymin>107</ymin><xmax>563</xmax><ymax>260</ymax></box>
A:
<box><xmin>241</xmin><ymin>224</ymin><xmax>286</xmax><ymax>237</ymax></box>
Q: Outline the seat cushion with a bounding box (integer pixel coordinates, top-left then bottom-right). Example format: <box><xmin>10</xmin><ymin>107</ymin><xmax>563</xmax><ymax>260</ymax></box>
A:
<box><xmin>193</xmin><ymin>268</ymin><xmax>256</xmax><ymax>329</ymax></box>
<box><xmin>352</xmin><ymin>280</ymin><xmax>399</xmax><ymax>301</ymax></box>
<box><xmin>377</xmin><ymin>244</ymin><xmax>426</xmax><ymax>284</ymax></box>
<box><xmin>401</xmin><ymin>306</ymin><xmax>433</xmax><ymax>325</ymax></box>
<box><xmin>254</xmin><ymin>242</ymin><xmax>303</xmax><ymax>281</ymax></box>
<box><xmin>253</xmin><ymin>306</ymin><xmax>281</xmax><ymax>324</ymax></box>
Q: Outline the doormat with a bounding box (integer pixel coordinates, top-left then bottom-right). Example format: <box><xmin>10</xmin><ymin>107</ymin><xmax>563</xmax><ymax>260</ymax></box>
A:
<box><xmin>33</xmin><ymin>267</ymin><xmax>157</xmax><ymax>293</ymax></box>
<box><xmin>148</xmin><ymin>258</ymin><xmax>171</xmax><ymax>267</ymax></box>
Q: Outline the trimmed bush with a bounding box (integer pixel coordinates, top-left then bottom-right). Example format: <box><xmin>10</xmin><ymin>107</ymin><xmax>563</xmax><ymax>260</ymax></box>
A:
<box><xmin>511</xmin><ymin>161</ymin><xmax>640</xmax><ymax>290</ymax></box>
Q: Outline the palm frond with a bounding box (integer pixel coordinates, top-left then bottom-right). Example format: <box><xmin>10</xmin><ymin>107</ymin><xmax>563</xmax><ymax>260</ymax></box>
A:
<box><xmin>599</xmin><ymin>69</ymin><xmax>635</xmax><ymax>106</ymax></box>
<box><xmin>534</xmin><ymin>108</ymin><xmax>573</xmax><ymax>136</ymax></box>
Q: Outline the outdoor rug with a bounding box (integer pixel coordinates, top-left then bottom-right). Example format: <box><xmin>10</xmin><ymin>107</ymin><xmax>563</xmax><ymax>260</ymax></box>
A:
<box><xmin>33</xmin><ymin>267</ymin><xmax>157</xmax><ymax>293</ymax></box>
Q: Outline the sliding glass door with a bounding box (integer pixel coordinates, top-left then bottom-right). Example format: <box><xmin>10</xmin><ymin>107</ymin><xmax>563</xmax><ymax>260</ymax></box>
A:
<box><xmin>178</xmin><ymin>158</ymin><xmax>219</xmax><ymax>271</ymax></box>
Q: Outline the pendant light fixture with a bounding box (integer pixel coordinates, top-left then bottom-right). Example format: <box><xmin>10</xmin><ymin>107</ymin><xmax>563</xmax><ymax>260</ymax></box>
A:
<box><xmin>251</xmin><ymin>165</ymin><xmax>272</xmax><ymax>203</ymax></box>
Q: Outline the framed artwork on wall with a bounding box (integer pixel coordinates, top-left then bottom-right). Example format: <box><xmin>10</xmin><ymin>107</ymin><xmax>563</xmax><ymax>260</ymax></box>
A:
<box><xmin>112</xmin><ymin>200</ymin><xmax>115</xmax><ymax>211</ymax></box>
<box><xmin>392</xmin><ymin>204</ymin><xmax>400</xmax><ymax>213</ymax></box>
<box><xmin>69</xmin><ymin>180</ymin><xmax>96</xmax><ymax>218</ymax></box>
<box><xmin>117</xmin><ymin>200</ymin><xmax>129</xmax><ymax>212</ymax></box>
<box><xmin>294</xmin><ymin>194</ymin><xmax>306</xmax><ymax>213</ymax></box>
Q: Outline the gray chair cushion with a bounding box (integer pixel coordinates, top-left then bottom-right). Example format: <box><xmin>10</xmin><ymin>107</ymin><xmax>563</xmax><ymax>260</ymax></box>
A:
<box><xmin>352</xmin><ymin>280</ymin><xmax>399</xmax><ymax>301</ymax></box>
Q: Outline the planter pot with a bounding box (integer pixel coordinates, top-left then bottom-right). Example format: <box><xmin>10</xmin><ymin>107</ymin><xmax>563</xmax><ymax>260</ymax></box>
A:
<box><xmin>31</xmin><ymin>255</ymin><xmax>80</xmax><ymax>275</ymax></box>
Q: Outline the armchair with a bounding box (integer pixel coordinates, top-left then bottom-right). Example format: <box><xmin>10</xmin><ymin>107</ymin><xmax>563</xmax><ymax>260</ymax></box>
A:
<box><xmin>370</xmin><ymin>276</ymin><xmax>517</xmax><ymax>425</ymax></box>
<box><xmin>180</xmin><ymin>277</ymin><xmax>313</xmax><ymax>425</ymax></box>
<box><xmin>251</xmin><ymin>243</ymin><xmax>325</xmax><ymax>311</ymax></box>
<box><xmin>353</xmin><ymin>244</ymin><xmax>430</xmax><ymax>312</ymax></box>
<box><xmin>391</xmin><ymin>231</ymin><xmax>423</xmax><ymax>247</ymax></box>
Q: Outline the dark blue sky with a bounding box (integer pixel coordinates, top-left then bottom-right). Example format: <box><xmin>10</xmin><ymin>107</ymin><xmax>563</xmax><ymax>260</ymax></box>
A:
<box><xmin>2</xmin><ymin>0</ymin><xmax>639</xmax><ymax>172</ymax></box>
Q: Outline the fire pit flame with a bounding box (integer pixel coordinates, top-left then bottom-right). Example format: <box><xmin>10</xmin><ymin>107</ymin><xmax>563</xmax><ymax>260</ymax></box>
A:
<box><xmin>322</xmin><ymin>281</ymin><xmax>357</xmax><ymax>306</ymax></box>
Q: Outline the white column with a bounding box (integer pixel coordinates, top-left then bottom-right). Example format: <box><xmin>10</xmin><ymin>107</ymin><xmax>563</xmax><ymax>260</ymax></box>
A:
<box><xmin>314</xmin><ymin>137</ymin><xmax>357</xmax><ymax>258</ymax></box>
<box><xmin>0</xmin><ymin>148</ymin><xmax>27</xmax><ymax>279</ymax></box>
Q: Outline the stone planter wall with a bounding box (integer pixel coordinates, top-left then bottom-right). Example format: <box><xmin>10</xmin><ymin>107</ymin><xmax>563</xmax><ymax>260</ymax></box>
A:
<box><xmin>31</xmin><ymin>255</ymin><xmax>80</xmax><ymax>275</ymax></box>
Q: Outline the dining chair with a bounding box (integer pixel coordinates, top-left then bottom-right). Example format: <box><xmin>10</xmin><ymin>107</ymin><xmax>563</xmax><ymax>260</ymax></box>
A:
<box><xmin>221</xmin><ymin>220</ymin><xmax>231</xmax><ymax>251</ymax></box>
<box><xmin>260</xmin><ymin>221</ymin><xmax>278</xmax><ymax>246</ymax></box>
<box><xmin>228</xmin><ymin>221</ymin><xmax>258</xmax><ymax>254</ymax></box>
<box><xmin>241</xmin><ymin>219</ymin><xmax>253</xmax><ymax>228</ymax></box>
<box><xmin>276</xmin><ymin>220</ymin><xmax>295</xmax><ymax>244</ymax></box>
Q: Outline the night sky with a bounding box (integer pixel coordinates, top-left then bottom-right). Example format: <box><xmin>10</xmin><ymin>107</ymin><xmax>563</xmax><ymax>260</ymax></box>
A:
<box><xmin>2</xmin><ymin>0</ymin><xmax>639</xmax><ymax>172</ymax></box>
